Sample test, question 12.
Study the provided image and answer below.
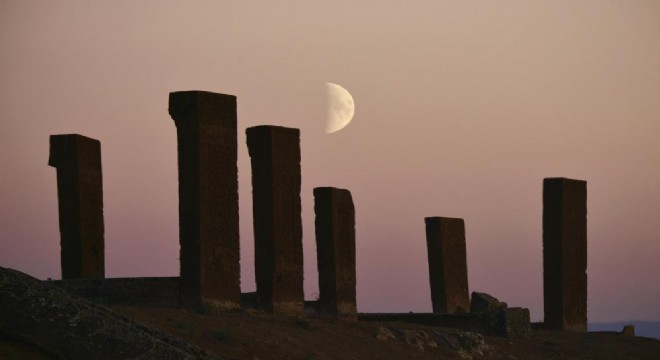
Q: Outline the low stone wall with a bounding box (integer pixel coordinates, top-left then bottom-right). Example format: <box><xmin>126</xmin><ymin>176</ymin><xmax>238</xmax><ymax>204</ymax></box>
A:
<box><xmin>53</xmin><ymin>278</ymin><xmax>530</xmax><ymax>338</ymax></box>
<box><xmin>53</xmin><ymin>280</ymin><xmax>275</xmax><ymax>311</ymax></box>
<box><xmin>359</xmin><ymin>308</ymin><xmax>531</xmax><ymax>338</ymax></box>
<box><xmin>52</xmin><ymin>277</ymin><xmax>180</xmax><ymax>306</ymax></box>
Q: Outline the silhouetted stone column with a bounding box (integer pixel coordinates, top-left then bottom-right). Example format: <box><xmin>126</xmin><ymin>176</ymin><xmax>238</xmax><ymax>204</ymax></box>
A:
<box><xmin>48</xmin><ymin>134</ymin><xmax>104</xmax><ymax>279</ymax></box>
<box><xmin>168</xmin><ymin>91</ymin><xmax>240</xmax><ymax>309</ymax></box>
<box><xmin>543</xmin><ymin>177</ymin><xmax>587</xmax><ymax>332</ymax></box>
<box><xmin>425</xmin><ymin>217</ymin><xmax>469</xmax><ymax>314</ymax></box>
<box><xmin>246</xmin><ymin>126</ymin><xmax>303</xmax><ymax>315</ymax></box>
<box><xmin>314</xmin><ymin>187</ymin><xmax>356</xmax><ymax>319</ymax></box>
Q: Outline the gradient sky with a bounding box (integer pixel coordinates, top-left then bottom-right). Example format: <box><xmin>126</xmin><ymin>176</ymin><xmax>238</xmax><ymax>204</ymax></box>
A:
<box><xmin>1</xmin><ymin>1</ymin><xmax>659</xmax><ymax>323</ymax></box>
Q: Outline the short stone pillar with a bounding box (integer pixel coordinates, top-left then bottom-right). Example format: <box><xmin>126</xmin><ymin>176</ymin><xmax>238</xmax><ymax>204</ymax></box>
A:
<box><xmin>314</xmin><ymin>187</ymin><xmax>356</xmax><ymax>319</ymax></box>
<box><xmin>48</xmin><ymin>134</ymin><xmax>105</xmax><ymax>279</ymax></box>
<box><xmin>168</xmin><ymin>91</ymin><xmax>241</xmax><ymax>309</ymax></box>
<box><xmin>621</xmin><ymin>324</ymin><xmax>635</xmax><ymax>336</ymax></box>
<box><xmin>424</xmin><ymin>217</ymin><xmax>469</xmax><ymax>314</ymax></box>
<box><xmin>246</xmin><ymin>125</ymin><xmax>304</xmax><ymax>315</ymax></box>
<box><xmin>543</xmin><ymin>177</ymin><xmax>587</xmax><ymax>331</ymax></box>
<box><xmin>494</xmin><ymin>308</ymin><xmax>532</xmax><ymax>338</ymax></box>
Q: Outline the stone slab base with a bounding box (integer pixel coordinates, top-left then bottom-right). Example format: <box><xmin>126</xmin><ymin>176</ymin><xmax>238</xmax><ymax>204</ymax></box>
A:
<box><xmin>359</xmin><ymin>310</ymin><xmax>531</xmax><ymax>338</ymax></box>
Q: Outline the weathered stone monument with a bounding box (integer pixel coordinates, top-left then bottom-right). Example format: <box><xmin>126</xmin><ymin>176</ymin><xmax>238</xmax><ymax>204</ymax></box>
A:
<box><xmin>314</xmin><ymin>187</ymin><xmax>356</xmax><ymax>319</ymax></box>
<box><xmin>425</xmin><ymin>217</ymin><xmax>469</xmax><ymax>314</ymax></box>
<box><xmin>543</xmin><ymin>177</ymin><xmax>587</xmax><ymax>331</ymax></box>
<box><xmin>168</xmin><ymin>91</ymin><xmax>241</xmax><ymax>309</ymax></box>
<box><xmin>246</xmin><ymin>125</ymin><xmax>304</xmax><ymax>315</ymax></box>
<box><xmin>49</xmin><ymin>134</ymin><xmax>105</xmax><ymax>279</ymax></box>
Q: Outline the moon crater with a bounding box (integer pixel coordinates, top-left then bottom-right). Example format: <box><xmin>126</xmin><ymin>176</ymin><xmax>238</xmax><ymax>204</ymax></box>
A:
<box><xmin>326</xmin><ymin>82</ymin><xmax>355</xmax><ymax>134</ymax></box>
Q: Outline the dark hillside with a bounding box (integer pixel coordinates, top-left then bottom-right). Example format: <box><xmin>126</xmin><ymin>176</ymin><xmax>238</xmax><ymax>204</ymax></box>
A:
<box><xmin>2</xmin><ymin>266</ymin><xmax>659</xmax><ymax>360</ymax></box>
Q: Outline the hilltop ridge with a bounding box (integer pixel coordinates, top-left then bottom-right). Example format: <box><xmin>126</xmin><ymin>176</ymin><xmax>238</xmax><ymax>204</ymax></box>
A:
<box><xmin>2</xmin><ymin>266</ymin><xmax>660</xmax><ymax>360</ymax></box>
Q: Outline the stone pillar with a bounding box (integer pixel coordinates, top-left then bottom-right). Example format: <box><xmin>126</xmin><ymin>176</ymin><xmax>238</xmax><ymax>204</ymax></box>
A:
<box><xmin>168</xmin><ymin>91</ymin><xmax>241</xmax><ymax>309</ymax></box>
<box><xmin>543</xmin><ymin>177</ymin><xmax>587</xmax><ymax>331</ymax></box>
<box><xmin>424</xmin><ymin>217</ymin><xmax>469</xmax><ymax>314</ymax></box>
<box><xmin>246</xmin><ymin>125</ymin><xmax>303</xmax><ymax>315</ymax></box>
<box><xmin>48</xmin><ymin>134</ymin><xmax>104</xmax><ymax>279</ymax></box>
<box><xmin>314</xmin><ymin>187</ymin><xmax>356</xmax><ymax>319</ymax></box>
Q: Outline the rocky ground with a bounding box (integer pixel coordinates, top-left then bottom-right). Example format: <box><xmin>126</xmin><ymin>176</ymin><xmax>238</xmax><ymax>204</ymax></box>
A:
<box><xmin>1</xmin><ymin>267</ymin><xmax>212</xmax><ymax>360</ymax></box>
<box><xmin>2</xmin><ymin>266</ymin><xmax>659</xmax><ymax>360</ymax></box>
<box><xmin>113</xmin><ymin>304</ymin><xmax>660</xmax><ymax>360</ymax></box>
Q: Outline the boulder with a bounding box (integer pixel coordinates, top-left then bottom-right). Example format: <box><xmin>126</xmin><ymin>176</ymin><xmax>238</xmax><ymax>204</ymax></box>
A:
<box><xmin>375</xmin><ymin>327</ymin><xmax>396</xmax><ymax>341</ymax></box>
<box><xmin>435</xmin><ymin>331</ymin><xmax>490</xmax><ymax>358</ymax></box>
<box><xmin>396</xmin><ymin>329</ymin><xmax>438</xmax><ymax>351</ymax></box>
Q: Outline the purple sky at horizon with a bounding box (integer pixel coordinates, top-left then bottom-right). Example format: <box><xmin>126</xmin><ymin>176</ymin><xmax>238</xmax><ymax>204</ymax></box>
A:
<box><xmin>1</xmin><ymin>1</ymin><xmax>659</xmax><ymax>323</ymax></box>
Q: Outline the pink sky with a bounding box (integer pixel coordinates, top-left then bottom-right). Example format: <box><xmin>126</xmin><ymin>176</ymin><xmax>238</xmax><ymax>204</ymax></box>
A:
<box><xmin>1</xmin><ymin>1</ymin><xmax>659</xmax><ymax>323</ymax></box>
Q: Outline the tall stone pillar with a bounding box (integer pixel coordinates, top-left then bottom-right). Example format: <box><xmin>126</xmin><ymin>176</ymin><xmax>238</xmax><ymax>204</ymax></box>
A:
<box><xmin>246</xmin><ymin>126</ymin><xmax>303</xmax><ymax>315</ymax></box>
<box><xmin>48</xmin><ymin>134</ymin><xmax>105</xmax><ymax>279</ymax></box>
<box><xmin>168</xmin><ymin>91</ymin><xmax>241</xmax><ymax>309</ymax></box>
<box><xmin>543</xmin><ymin>177</ymin><xmax>587</xmax><ymax>331</ymax></box>
<box><xmin>314</xmin><ymin>187</ymin><xmax>356</xmax><ymax>319</ymax></box>
<box><xmin>424</xmin><ymin>217</ymin><xmax>469</xmax><ymax>314</ymax></box>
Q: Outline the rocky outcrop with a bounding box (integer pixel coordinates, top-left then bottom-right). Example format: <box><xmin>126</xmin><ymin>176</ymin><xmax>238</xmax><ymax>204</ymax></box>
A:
<box><xmin>0</xmin><ymin>266</ymin><xmax>217</xmax><ymax>360</ymax></box>
<box><xmin>375</xmin><ymin>326</ymin><xmax>490</xmax><ymax>359</ymax></box>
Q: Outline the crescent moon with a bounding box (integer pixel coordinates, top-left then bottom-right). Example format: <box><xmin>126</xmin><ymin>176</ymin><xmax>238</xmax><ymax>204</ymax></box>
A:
<box><xmin>325</xmin><ymin>82</ymin><xmax>355</xmax><ymax>134</ymax></box>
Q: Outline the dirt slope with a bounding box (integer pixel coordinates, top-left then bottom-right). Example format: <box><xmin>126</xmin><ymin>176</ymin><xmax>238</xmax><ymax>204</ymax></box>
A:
<box><xmin>114</xmin><ymin>304</ymin><xmax>660</xmax><ymax>360</ymax></box>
